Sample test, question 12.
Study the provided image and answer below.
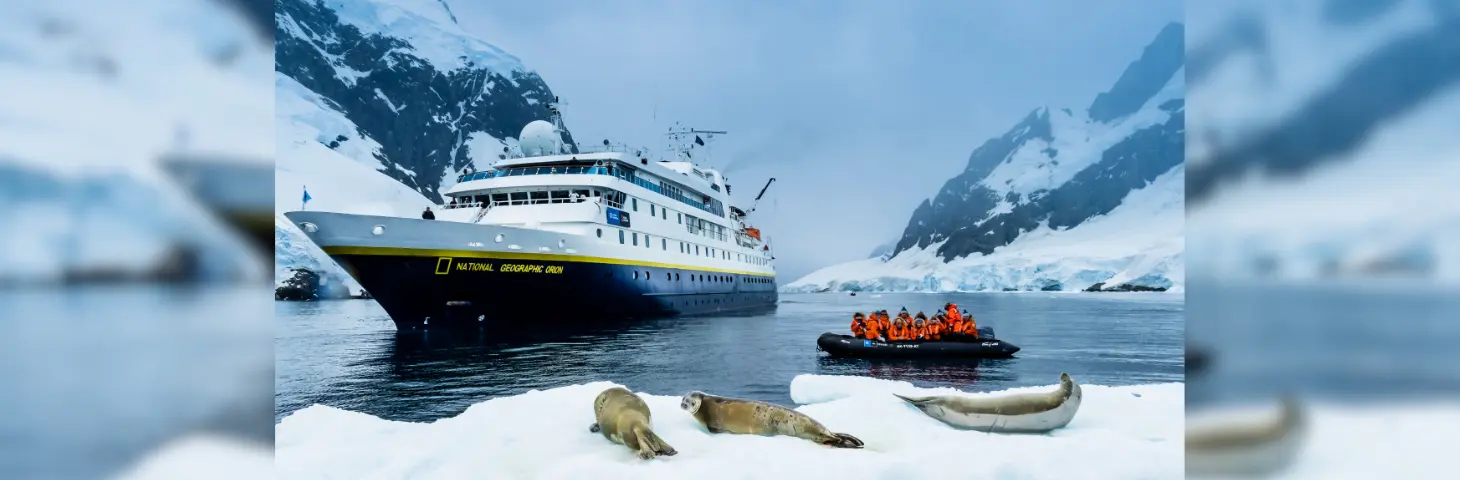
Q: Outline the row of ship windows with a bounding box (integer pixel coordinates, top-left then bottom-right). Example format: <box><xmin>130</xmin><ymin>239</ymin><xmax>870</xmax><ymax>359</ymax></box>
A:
<box><xmin>626</xmin><ymin>270</ymin><xmax>775</xmax><ymax>284</ymax></box>
<box><xmin>630</xmin><ymin>197</ymin><xmax>728</xmax><ymax>243</ymax></box>
<box><xmin>596</xmin><ymin>228</ymin><xmax>770</xmax><ymax>266</ymax></box>
<box><xmin>457</xmin><ymin>187</ymin><xmax>730</xmax><ymax>243</ymax></box>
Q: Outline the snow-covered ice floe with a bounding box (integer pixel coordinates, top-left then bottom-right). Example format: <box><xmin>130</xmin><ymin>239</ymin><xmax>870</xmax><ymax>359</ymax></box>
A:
<box><xmin>276</xmin><ymin>375</ymin><xmax>1183</xmax><ymax>479</ymax></box>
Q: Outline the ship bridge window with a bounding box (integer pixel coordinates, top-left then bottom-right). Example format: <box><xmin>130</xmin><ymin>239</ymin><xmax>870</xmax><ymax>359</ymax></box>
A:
<box><xmin>619</xmin><ymin>230</ymin><xmax>625</xmax><ymax>244</ymax></box>
<box><xmin>632</xmin><ymin>232</ymin><xmax>638</xmax><ymax>246</ymax></box>
<box><xmin>530</xmin><ymin>191</ymin><xmax>548</xmax><ymax>202</ymax></box>
<box><xmin>550</xmin><ymin>190</ymin><xmax>570</xmax><ymax>203</ymax></box>
<box><xmin>509</xmin><ymin>192</ymin><xmax>528</xmax><ymax>204</ymax></box>
<box><xmin>574</xmin><ymin>190</ymin><xmax>590</xmax><ymax>202</ymax></box>
<box><xmin>491</xmin><ymin>193</ymin><xmax>507</xmax><ymax>205</ymax></box>
<box><xmin>650</xmin><ymin>204</ymin><xmax>656</xmax><ymax>216</ymax></box>
<box><xmin>632</xmin><ymin>198</ymin><xmax>638</xmax><ymax>211</ymax></box>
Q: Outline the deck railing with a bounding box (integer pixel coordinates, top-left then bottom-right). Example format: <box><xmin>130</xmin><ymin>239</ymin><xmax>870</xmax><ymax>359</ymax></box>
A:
<box><xmin>455</xmin><ymin>166</ymin><xmax>722</xmax><ymax>217</ymax></box>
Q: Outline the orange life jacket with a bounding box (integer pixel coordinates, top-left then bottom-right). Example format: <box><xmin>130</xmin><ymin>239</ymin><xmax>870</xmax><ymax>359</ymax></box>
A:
<box><xmin>890</xmin><ymin>321</ymin><xmax>908</xmax><ymax>341</ymax></box>
<box><xmin>852</xmin><ymin>320</ymin><xmax>876</xmax><ymax>339</ymax></box>
<box><xmin>966</xmin><ymin>315</ymin><xmax>978</xmax><ymax>338</ymax></box>
<box><xmin>928</xmin><ymin>321</ymin><xmax>942</xmax><ymax>339</ymax></box>
<box><xmin>851</xmin><ymin>318</ymin><xmax>866</xmax><ymax>337</ymax></box>
<box><xmin>912</xmin><ymin>322</ymin><xmax>928</xmax><ymax>340</ymax></box>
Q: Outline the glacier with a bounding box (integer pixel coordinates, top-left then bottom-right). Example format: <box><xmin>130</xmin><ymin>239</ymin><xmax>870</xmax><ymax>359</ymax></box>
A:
<box><xmin>276</xmin><ymin>375</ymin><xmax>1184</xmax><ymax>479</ymax></box>
<box><xmin>787</xmin><ymin>163</ymin><xmax>1184</xmax><ymax>293</ymax></box>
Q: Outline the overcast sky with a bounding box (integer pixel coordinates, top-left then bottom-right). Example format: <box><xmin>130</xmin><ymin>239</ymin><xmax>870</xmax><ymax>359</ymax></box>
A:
<box><xmin>451</xmin><ymin>0</ymin><xmax>1181</xmax><ymax>280</ymax></box>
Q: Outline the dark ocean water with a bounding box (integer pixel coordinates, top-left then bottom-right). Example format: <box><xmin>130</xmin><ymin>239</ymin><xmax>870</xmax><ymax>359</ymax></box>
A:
<box><xmin>1185</xmin><ymin>281</ymin><xmax>1460</xmax><ymax>408</ymax></box>
<box><xmin>275</xmin><ymin>292</ymin><xmax>1184</xmax><ymax>423</ymax></box>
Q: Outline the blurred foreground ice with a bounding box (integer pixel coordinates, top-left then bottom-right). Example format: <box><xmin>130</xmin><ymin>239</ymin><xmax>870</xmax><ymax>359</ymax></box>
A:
<box><xmin>277</xmin><ymin>375</ymin><xmax>1183</xmax><ymax>479</ymax></box>
<box><xmin>1187</xmin><ymin>0</ymin><xmax>1460</xmax><ymax>477</ymax></box>
<box><xmin>0</xmin><ymin>0</ymin><xmax>275</xmax><ymax>477</ymax></box>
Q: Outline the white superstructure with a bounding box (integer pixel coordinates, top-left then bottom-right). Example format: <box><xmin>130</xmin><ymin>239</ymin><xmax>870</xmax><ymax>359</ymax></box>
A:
<box><xmin>434</xmin><ymin>104</ymin><xmax>775</xmax><ymax>279</ymax></box>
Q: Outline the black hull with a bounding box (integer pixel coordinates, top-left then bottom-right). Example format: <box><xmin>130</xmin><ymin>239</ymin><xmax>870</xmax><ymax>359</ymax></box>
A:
<box><xmin>816</xmin><ymin>333</ymin><xmax>1020</xmax><ymax>359</ymax></box>
<box><xmin>329</xmin><ymin>251</ymin><xmax>778</xmax><ymax>330</ymax></box>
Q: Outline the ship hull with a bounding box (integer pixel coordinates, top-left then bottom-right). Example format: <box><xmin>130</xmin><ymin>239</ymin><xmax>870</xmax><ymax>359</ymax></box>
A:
<box><xmin>284</xmin><ymin>211</ymin><xmax>778</xmax><ymax>330</ymax></box>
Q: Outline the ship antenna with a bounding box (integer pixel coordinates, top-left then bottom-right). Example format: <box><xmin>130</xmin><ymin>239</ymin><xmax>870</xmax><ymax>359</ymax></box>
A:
<box><xmin>666</xmin><ymin>124</ymin><xmax>728</xmax><ymax>166</ymax></box>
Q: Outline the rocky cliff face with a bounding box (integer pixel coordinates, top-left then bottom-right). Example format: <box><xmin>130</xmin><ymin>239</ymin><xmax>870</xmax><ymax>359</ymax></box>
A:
<box><xmin>275</xmin><ymin>0</ymin><xmax>577</xmax><ymax>203</ymax></box>
<box><xmin>893</xmin><ymin>23</ymin><xmax>1185</xmax><ymax>263</ymax></box>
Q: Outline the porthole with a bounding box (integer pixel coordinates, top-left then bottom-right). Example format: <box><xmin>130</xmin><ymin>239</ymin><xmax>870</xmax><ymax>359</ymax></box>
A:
<box><xmin>675</xmin><ymin>273</ymin><xmax>680</xmax><ymax>281</ymax></box>
<box><xmin>644</xmin><ymin>270</ymin><xmax>650</xmax><ymax>279</ymax></box>
<box><xmin>633</xmin><ymin>271</ymin><xmax>639</xmax><ymax>280</ymax></box>
<box><xmin>495</xmin><ymin>233</ymin><xmax>504</xmax><ymax>243</ymax></box>
<box><xmin>371</xmin><ymin>225</ymin><xmax>385</xmax><ymax>236</ymax></box>
<box><xmin>666</xmin><ymin>272</ymin><xmax>671</xmax><ymax>281</ymax></box>
<box><xmin>596</xmin><ymin>228</ymin><xmax>602</xmax><ymax>238</ymax></box>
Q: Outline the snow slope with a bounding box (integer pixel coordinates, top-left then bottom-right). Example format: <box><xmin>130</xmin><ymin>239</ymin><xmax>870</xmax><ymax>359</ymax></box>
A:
<box><xmin>789</xmin><ymin>163</ymin><xmax>1184</xmax><ymax>293</ymax></box>
<box><xmin>274</xmin><ymin>72</ymin><xmax>434</xmax><ymax>288</ymax></box>
<box><xmin>320</xmin><ymin>0</ymin><xmax>526</xmax><ymax>76</ymax></box>
<box><xmin>276</xmin><ymin>375</ymin><xmax>1183</xmax><ymax>479</ymax></box>
<box><xmin>983</xmin><ymin>68</ymin><xmax>1183</xmax><ymax>198</ymax></box>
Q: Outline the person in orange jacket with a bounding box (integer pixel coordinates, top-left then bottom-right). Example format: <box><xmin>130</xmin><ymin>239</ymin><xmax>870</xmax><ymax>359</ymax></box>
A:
<box><xmin>963</xmin><ymin>309</ymin><xmax>978</xmax><ymax>339</ymax></box>
<box><xmin>928</xmin><ymin>314</ymin><xmax>944</xmax><ymax>340</ymax></box>
<box><xmin>866</xmin><ymin>311</ymin><xmax>883</xmax><ymax>340</ymax></box>
<box><xmin>889</xmin><ymin>316</ymin><xmax>909</xmax><ymax>342</ymax></box>
<box><xmin>864</xmin><ymin>314</ymin><xmax>884</xmax><ymax>341</ymax></box>
<box><xmin>911</xmin><ymin>317</ymin><xmax>929</xmax><ymax>341</ymax></box>
<box><xmin>850</xmin><ymin>312</ymin><xmax>868</xmax><ymax>338</ymax></box>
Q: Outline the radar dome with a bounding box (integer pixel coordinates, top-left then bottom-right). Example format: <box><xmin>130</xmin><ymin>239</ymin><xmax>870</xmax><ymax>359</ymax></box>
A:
<box><xmin>518</xmin><ymin>120</ymin><xmax>563</xmax><ymax>156</ymax></box>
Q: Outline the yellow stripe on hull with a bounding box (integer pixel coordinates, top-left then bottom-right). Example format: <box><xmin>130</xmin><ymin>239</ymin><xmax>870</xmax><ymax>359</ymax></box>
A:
<box><xmin>321</xmin><ymin>246</ymin><xmax>777</xmax><ymax>278</ymax></box>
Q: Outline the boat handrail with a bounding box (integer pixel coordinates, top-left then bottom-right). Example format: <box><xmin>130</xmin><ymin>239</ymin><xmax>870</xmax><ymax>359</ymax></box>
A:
<box><xmin>454</xmin><ymin>165</ymin><xmax>723</xmax><ymax>217</ymax></box>
<box><xmin>442</xmin><ymin>201</ymin><xmax>485</xmax><ymax>210</ymax></box>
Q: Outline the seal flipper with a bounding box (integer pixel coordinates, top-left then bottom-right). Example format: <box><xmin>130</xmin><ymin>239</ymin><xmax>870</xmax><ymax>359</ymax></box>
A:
<box><xmin>893</xmin><ymin>393</ymin><xmax>931</xmax><ymax>405</ymax></box>
<box><xmin>633</xmin><ymin>425</ymin><xmax>677</xmax><ymax>458</ymax></box>
<box><xmin>824</xmin><ymin>433</ymin><xmax>864</xmax><ymax>449</ymax></box>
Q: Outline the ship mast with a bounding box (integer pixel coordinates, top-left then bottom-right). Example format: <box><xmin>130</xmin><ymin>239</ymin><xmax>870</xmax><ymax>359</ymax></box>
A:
<box><xmin>666</xmin><ymin>123</ymin><xmax>726</xmax><ymax>166</ymax></box>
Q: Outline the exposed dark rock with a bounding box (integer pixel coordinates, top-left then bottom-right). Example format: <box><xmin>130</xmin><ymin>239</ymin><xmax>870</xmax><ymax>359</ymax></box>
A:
<box><xmin>276</xmin><ymin>0</ymin><xmax>577</xmax><ymax>203</ymax></box>
<box><xmin>275</xmin><ymin>267</ymin><xmax>351</xmax><ymax>301</ymax></box>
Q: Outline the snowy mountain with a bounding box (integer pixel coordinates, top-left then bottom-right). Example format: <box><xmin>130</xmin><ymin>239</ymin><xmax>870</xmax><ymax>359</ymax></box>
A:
<box><xmin>276</xmin><ymin>0</ymin><xmax>577</xmax><ymax>203</ymax></box>
<box><xmin>788</xmin><ymin>23</ymin><xmax>1185</xmax><ymax>293</ymax></box>
<box><xmin>273</xmin><ymin>0</ymin><xmax>578</xmax><ymax>293</ymax></box>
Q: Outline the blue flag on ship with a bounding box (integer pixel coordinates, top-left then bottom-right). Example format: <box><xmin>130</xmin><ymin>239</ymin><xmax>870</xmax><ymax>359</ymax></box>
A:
<box><xmin>302</xmin><ymin>186</ymin><xmax>312</xmax><ymax>206</ymax></box>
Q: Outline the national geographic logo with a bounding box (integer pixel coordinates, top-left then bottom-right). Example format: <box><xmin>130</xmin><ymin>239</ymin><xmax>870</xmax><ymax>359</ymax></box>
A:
<box><xmin>436</xmin><ymin>257</ymin><xmax>563</xmax><ymax>275</ymax></box>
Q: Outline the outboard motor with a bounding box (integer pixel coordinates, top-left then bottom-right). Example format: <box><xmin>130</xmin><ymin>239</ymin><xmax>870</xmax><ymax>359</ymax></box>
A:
<box><xmin>977</xmin><ymin>326</ymin><xmax>996</xmax><ymax>340</ymax></box>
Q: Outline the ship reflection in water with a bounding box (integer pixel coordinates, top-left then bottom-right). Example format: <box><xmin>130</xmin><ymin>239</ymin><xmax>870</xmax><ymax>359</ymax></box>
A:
<box><xmin>275</xmin><ymin>292</ymin><xmax>1183</xmax><ymax>423</ymax></box>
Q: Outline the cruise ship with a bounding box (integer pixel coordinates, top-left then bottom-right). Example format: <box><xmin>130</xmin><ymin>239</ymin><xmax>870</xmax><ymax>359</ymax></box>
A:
<box><xmin>283</xmin><ymin>105</ymin><xmax>777</xmax><ymax>330</ymax></box>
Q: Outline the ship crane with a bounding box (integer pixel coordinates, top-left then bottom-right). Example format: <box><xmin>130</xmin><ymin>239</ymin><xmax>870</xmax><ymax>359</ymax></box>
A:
<box><xmin>749</xmin><ymin>177</ymin><xmax>776</xmax><ymax>213</ymax></box>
